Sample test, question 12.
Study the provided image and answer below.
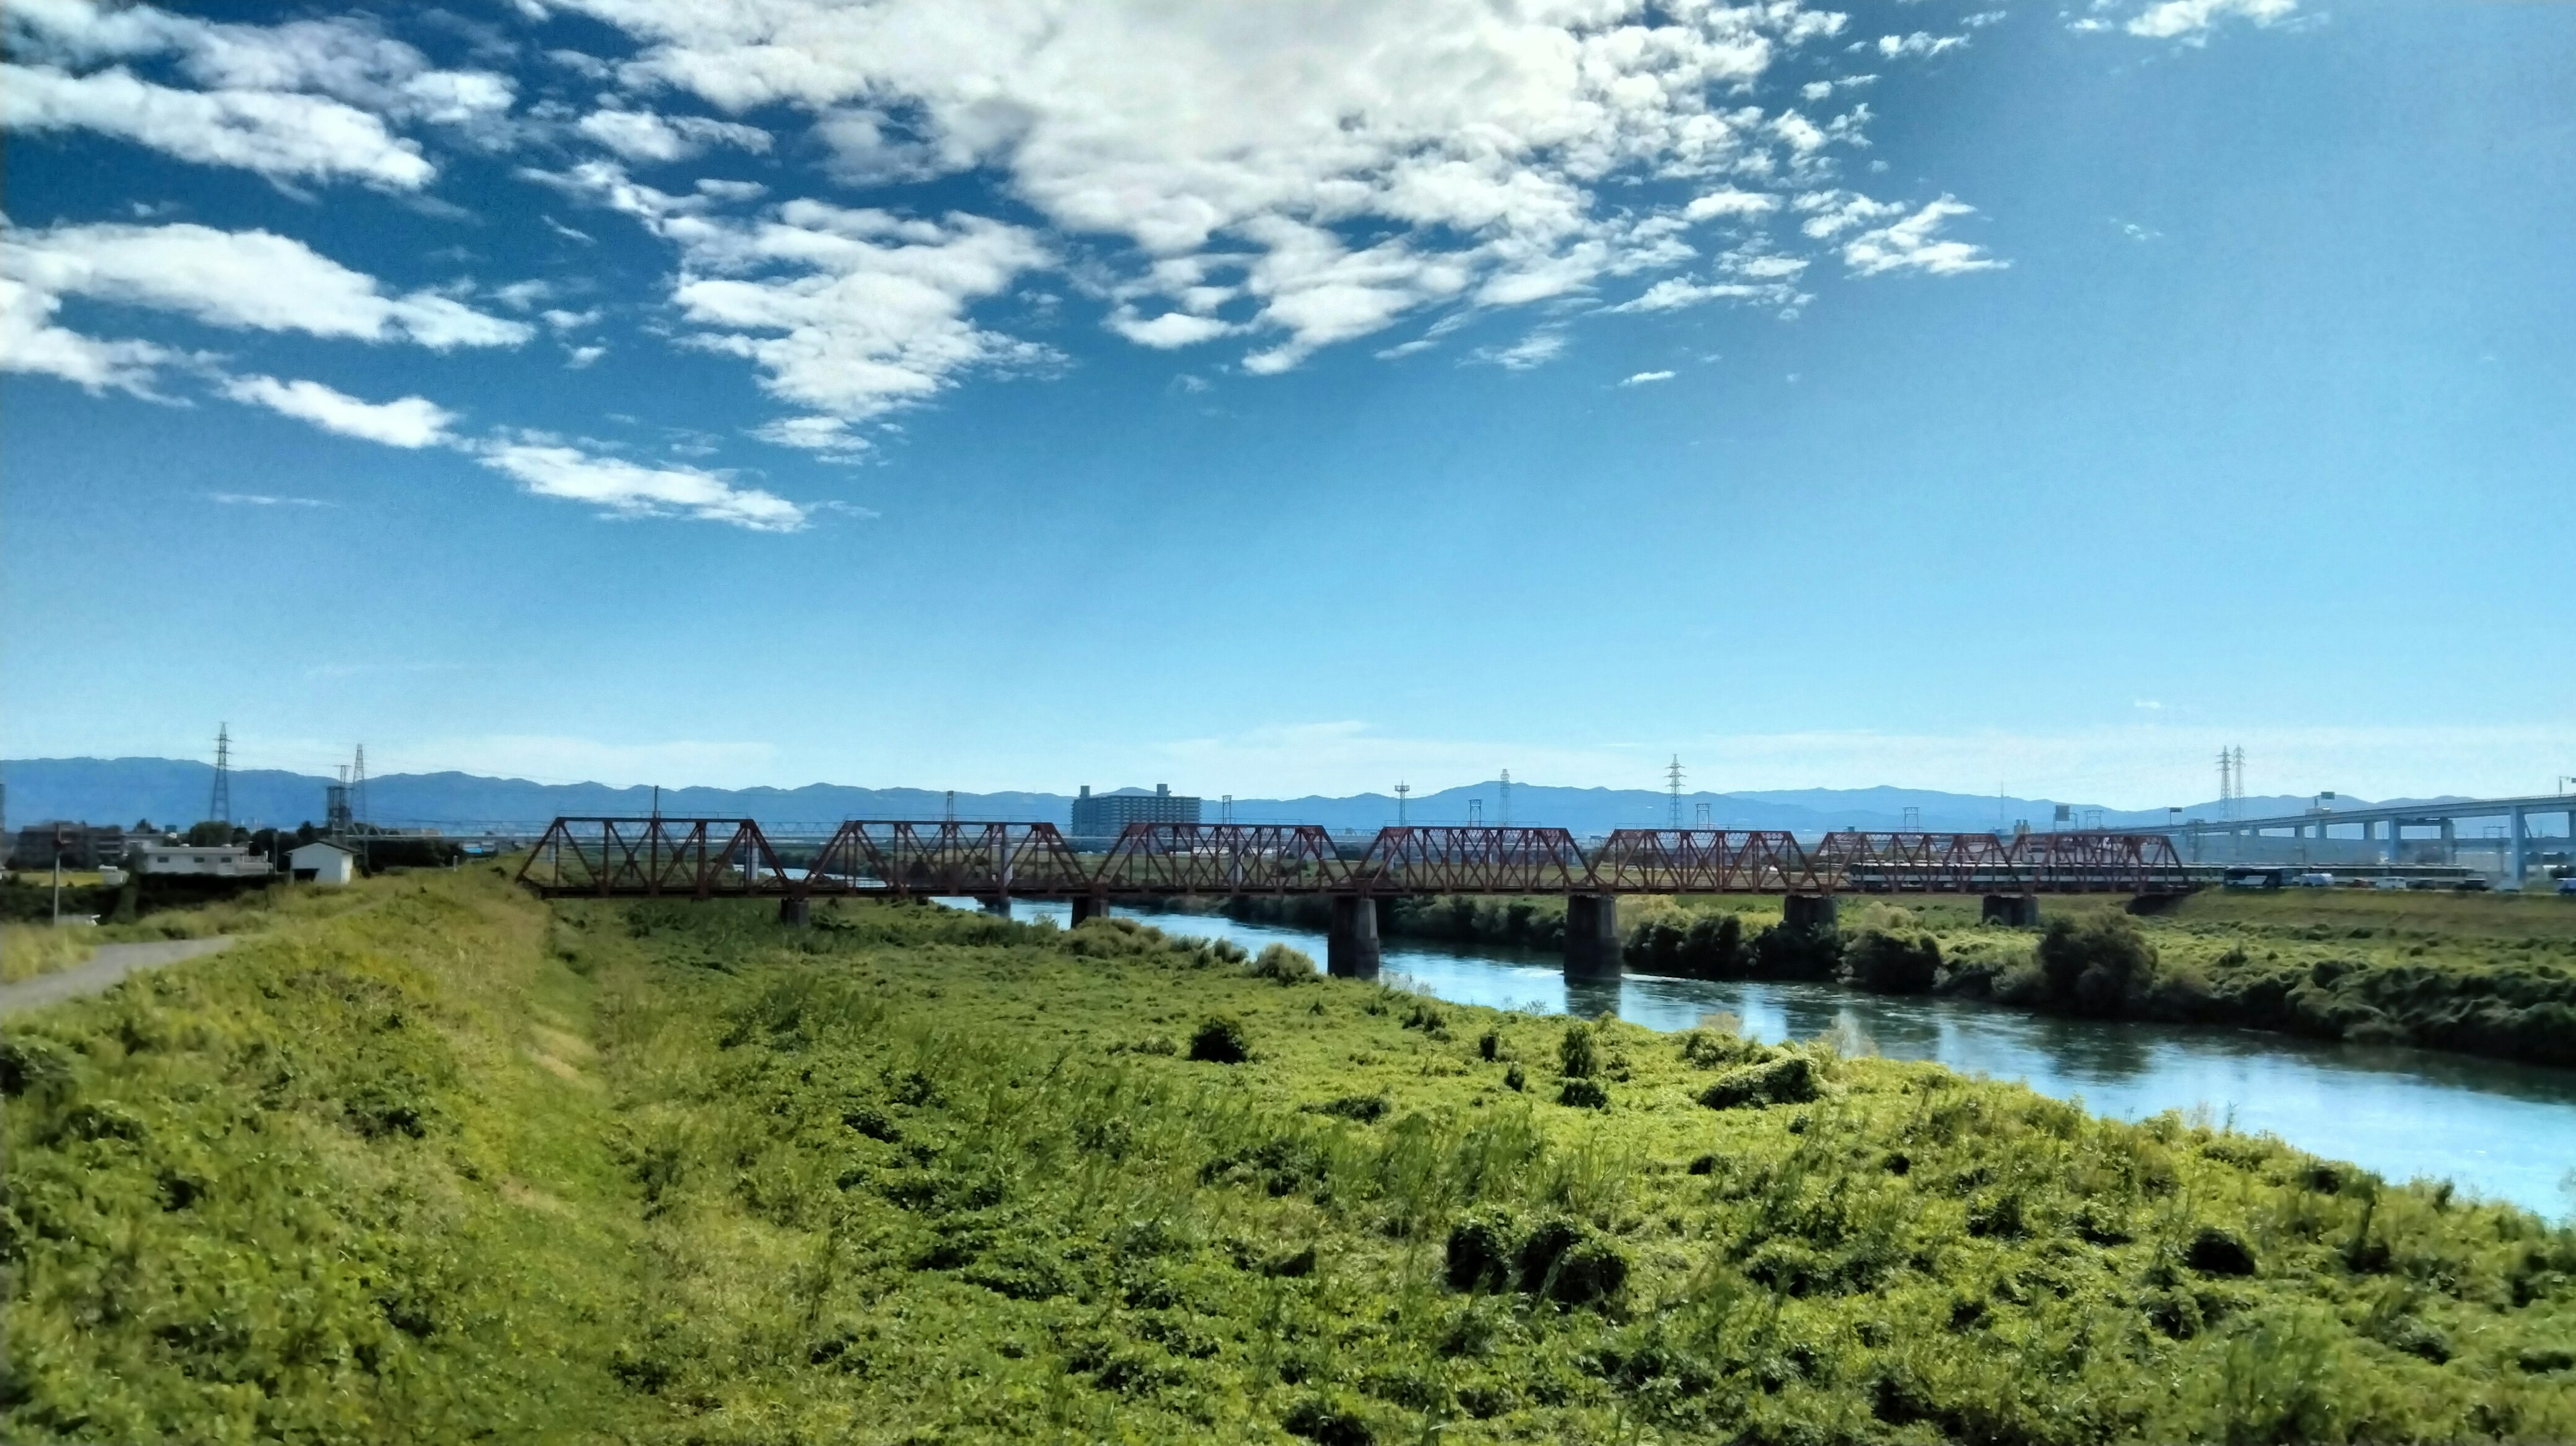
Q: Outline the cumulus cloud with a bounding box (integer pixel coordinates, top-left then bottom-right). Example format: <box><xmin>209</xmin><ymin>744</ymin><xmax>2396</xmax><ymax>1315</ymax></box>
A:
<box><xmin>577</xmin><ymin>106</ymin><xmax>772</xmax><ymax>163</ymax></box>
<box><xmin>0</xmin><ymin>64</ymin><xmax>434</xmax><ymax>188</ymax></box>
<box><xmin>2119</xmin><ymin>0</ymin><xmax>2298</xmax><ymax>41</ymax></box>
<box><xmin>1838</xmin><ymin>197</ymin><xmax>2004</xmax><ymax>276</ymax></box>
<box><xmin>1</xmin><ymin>0</ymin><xmax>515</xmax><ymax>186</ymax></box>
<box><xmin>478</xmin><ymin>439</ymin><xmax>807</xmax><ymax>531</ymax></box>
<box><xmin>1876</xmin><ymin>32</ymin><xmax>1968</xmax><ymax>58</ymax></box>
<box><xmin>538</xmin><ymin>0</ymin><xmax>1882</xmax><ymax>377</ymax></box>
<box><xmin>1619</xmin><ymin>370</ymin><xmax>1674</xmax><ymax>386</ymax></box>
<box><xmin>1</xmin><ymin>220</ymin><xmax>531</xmax><ymax>349</ymax></box>
<box><xmin>1685</xmin><ymin>188</ymin><xmax>1784</xmax><ymax>222</ymax></box>
<box><xmin>220</xmin><ymin>374</ymin><xmax>457</xmax><ymax>447</ymax></box>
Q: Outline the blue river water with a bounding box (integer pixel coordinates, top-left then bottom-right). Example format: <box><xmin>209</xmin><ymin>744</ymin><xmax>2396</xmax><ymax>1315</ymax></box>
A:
<box><xmin>959</xmin><ymin>899</ymin><xmax>2576</xmax><ymax>1217</ymax></box>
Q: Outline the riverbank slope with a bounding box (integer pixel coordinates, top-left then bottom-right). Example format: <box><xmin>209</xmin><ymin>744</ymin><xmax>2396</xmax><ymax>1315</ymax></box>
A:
<box><xmin>6</xmin><ymin>871</ymin><xmax>2573</xmax><ymax>1441</ymax></box>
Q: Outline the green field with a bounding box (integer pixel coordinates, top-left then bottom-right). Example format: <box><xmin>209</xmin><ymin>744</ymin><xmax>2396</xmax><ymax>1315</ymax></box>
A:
<box><xmin>5</xmin><ymin>869</ymin><xmax>2574</xmax><ymax>1442</ymax></box>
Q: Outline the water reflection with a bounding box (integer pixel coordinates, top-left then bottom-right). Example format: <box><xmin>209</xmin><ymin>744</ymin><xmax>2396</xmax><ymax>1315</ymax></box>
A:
<box><xmin>980</xmin><ymin>899</ymin><xmax>2576</xmax><ymax>1217</ymax></box>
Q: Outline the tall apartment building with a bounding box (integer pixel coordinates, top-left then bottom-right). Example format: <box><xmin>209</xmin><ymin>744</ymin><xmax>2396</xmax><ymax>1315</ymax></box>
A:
<box><xmin>1069</xmin><ymin>783</ymin><xmax>1200</xmax><ymax>845</ymax></box>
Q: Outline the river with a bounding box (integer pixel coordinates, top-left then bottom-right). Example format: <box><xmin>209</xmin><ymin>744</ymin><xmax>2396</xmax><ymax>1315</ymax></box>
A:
<box><xmin>965</xmin><ymin>898</ymin><xmax>2576</xmax><ymax>1217</ymax></box>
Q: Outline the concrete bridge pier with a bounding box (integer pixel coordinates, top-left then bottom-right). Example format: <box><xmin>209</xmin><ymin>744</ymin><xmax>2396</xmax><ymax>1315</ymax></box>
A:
<box><xmin>1782</xmin><ymin>893</ymin><xmax>1838</xmax><ymax>934</ymax></box>
<box><xmin>1564</xmin><ymin>894</ymin><xmax>1620</xmax><ymax>980</ymax></box>
<box><xmin>976</xmin><ymin>894</ymin><xmax>1012</xmax><ymax>917</ymax></box>
<box><xmin>778</xmin><ymin>895</ymin><xmax>810</xmax><ymax>928</ymax></box>
<box><xmin>1328</xmin><ymin>895</ymin><xmax>1381</xmax><ymax>979</ymax></box>
<box><xmin>1069</xmin><ymin>895</ymin><xmax>1111</xmax><ymax>926</ymax></box>
<box><xmin>1980</xmin><ymin>894</ymin><xmax>2040</xmax><ymax>928</ymax></box>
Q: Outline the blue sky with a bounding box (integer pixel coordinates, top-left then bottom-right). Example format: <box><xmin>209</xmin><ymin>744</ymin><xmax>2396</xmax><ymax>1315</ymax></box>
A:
<box><xmin>5</xmin><ymin>0</ymin><xmax>2569</xmax><ymax>808</ymax></box>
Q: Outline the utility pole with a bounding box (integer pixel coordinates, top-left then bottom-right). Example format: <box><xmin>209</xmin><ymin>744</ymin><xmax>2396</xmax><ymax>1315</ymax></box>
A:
<box><xmin>1394</xmin><ymin>781</ymin><xmax>1410</xmax><ymax>826</ymax></box>
<box><xmin>1666</xmin><ymin>755</ymin><xmax>1686</xmax><ymax>829</ymax></box>
<box><xmin>52</xmin><ymin>822</ymin><xmax>67</xmax><ymax>925</ymax></box>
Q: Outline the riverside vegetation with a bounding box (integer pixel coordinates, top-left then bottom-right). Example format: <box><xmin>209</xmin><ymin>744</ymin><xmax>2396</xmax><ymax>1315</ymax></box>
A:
<box><xmin>1223</xmin><ymin>889</ymin><xmax>2576</xmax><ymax>1068</ymax></box>
<box><xmin>6</xmin><ymin>869</ymin><xmax>2575</xmax><ymax>1443</ymax></box>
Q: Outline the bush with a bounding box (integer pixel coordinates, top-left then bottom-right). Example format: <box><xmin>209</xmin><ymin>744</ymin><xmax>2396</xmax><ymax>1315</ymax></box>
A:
<box><xmin>2185</xmin><ymin>1225</ymin><xmax>2257</xmax><ymax>1277</ymax></box>
<box><xmin>1517</xmin><ymin>1219</ymin><xmax>1628</xmax><ymax>1305</ymax></box>
<box><xmin>2035</xmin><ymin>913</ymin><xmax>2161</xmax><ymax>1016</ymax></box>
<box><xmin>1558</xmin><ymin>1020</ymin><xmax>1599</xmax><ymax>1080</ymax></box>
<box><xmin>1555</xmin><ymin>1078</ymin><xmax>1609</xmax><ymax>1110</ymax></box>
<box><xmin>1476</xmin><ymin>1028</ymin><xmax>1500</xmax><ymax>1061</ymax></box>
<box><xmin>1187</xmin><ymin>1015</ymin><xmax>1250</xmax><ymax>1064</ymax></box>
<box><xmin>1698</xmin><ymin>1053</ymin><xmax>1819</xmax><ymax>1111</ymax></box>
<box><xmin>1248</xmin><ymin>943</ymin><xmax>1318</xmax><ymax>984</ymax></box>
<box><xmin>1841</xmin><ymin>927</ymin><xmax>1941</xmax><ymax>994</ymax></box>
<box><xmin>1750</xmin><ymin>922</ymin><xmax>1842</xmax><ymax>981</ymax></box>
<box><xmin>1444</xmin><ymin>1215</ymin><xmax>1516</xmax><ymax>1291</ymax></box>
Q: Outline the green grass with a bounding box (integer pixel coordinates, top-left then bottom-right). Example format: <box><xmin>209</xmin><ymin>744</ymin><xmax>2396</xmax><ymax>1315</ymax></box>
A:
<box><xmin>7</xmin><ymin>869</ymin><xmax>2575</xmax><ymax>1442</ymax></box>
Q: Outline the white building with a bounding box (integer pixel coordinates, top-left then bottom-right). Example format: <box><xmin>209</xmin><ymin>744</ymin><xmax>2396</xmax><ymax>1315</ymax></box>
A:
<box><xmin>133</xmin><ymin>844</ymin><xmax>275</xmax><ymax>879</ymax></box>
<box><xmin>288</xmin><ymin>840</ymin><xmax>356</xmax><ymax>887</ymax></box>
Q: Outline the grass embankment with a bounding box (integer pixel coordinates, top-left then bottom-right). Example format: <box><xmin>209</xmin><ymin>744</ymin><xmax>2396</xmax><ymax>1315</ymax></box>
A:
<box><xmin>1226</xmin><ymin>889</ymin><xmax>2576</xmax><ymax>1067</ymax></box>
<box><xmin>0</xmin><ymin>879</ymin><xmax>382</xmax><ymax>983</ymax></box>
<box><xmin>10</xmin><ymin>868</ymin><xmax>2576</xmax><ymax>1441</ymax></box>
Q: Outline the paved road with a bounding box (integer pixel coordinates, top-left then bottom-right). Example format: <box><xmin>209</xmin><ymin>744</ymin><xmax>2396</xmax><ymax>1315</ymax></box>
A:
<box><xmin>0</xmin><ymin>936</ymin><xmax>235</xmax><ymax>1018</ymax></box>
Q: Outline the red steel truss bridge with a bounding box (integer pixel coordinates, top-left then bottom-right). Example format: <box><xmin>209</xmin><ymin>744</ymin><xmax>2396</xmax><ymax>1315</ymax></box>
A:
<box><xmin>515</xmin><ymin>818</ymin><xmax>2190</xmax><ymax>901</ymax></box>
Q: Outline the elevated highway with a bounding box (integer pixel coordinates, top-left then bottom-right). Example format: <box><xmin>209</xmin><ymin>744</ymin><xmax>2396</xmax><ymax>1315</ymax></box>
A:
<box><xmin>517</xmin><ymin>818</ymin><xmax>2189</xmax><ymax>978</ymax></box>
<box><xmin>2165</xmin><ymin>791</ymin><xmax>2576</xmax><ymax>884</ymax></box>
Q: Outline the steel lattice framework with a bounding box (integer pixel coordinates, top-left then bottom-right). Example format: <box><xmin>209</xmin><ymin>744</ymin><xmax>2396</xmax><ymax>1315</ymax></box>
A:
<box><xmin>515</xmin><ymin>818</ymin><xmax>2193</xmax><ymax>899</ymax></box>
<box><xmin>1351</xmin><ymin>826</ymin><xmax>1591</xmax><ymax>895</ymax></box>
<box><xmin>1808</xmin><ymin>832</ymin><xmax>2027</xmax><ymax>893</ymax></box>
<box><xmin>1091</xmin><ymin>824</ymin><xmax>1347</xmax><ymax>894</ymax></box>
<box><xmin>1587</xmin><ymin>830</ymin><xmax>1819</xmax><ymax>893</ymax></box>
<box><xmin>802</xmin><ymin>821</ymin><xmax>1091</xmax><ymax>898</ymax></box>
<box><xmin>522</xmin><ymin>817</ymin><xmax>791</xmax><ymax>897</ymax></box>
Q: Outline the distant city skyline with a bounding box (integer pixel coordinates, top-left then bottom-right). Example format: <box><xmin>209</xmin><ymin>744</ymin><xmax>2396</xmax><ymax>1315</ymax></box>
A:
<box><xmin>5</xmin><ymin>1</ymin><xmax>2567</xmax><ymax>811</ymax></box>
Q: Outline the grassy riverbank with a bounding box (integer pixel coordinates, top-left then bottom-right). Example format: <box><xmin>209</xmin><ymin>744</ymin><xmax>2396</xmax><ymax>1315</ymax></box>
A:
<box><xmin>1223</xmin><ymin>890</ymin><xmax>2576</xmax><ymax>1067</ymax></box>
<box><xmin>7</xmin><ymin>869</ymin><xmax>2574</xmax><ymax>1442</ymax></box>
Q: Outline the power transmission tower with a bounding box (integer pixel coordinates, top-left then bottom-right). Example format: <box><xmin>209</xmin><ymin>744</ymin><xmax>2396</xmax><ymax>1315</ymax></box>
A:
<box><xmin>1499</xmin><ymin>769</ymin><xmax>1511</xmax><ymax>827</ymax></box>
<box><xmin>1467</xmin><ymin>798</ymin><xmax>1483</xmax><ymax>826</ymax></box>
<box><xmin>209</xmin><ymin>724</ymin><xmax>233</xmax><ymax>826</ymax></box>
<box><xmin>1221</xmin><ymin>794</ymin><xmax>1234</xmax><ymax>825</ymax></box>
<box><xmin>350</xmin><ymin>744</ymin><xmax>369</xmax><ymax>828</ymax></box>
<box><xmin>1695</xmin><ymin>801</ymin><xmax>1711</xmax><ymax>828</ymax></box>
<box><xmin>1902</xmin><ymin>805</ymin><xmax>1920</xmax><ymax>832</ymax></box>
<box><xmin>1666</xmin><ymin>756</ymin><xmax>1685</xmax><ymax>828</ymax></box>
<box><xmin>1394</xmin><ymin>781</ymin><xmax>1410</xmax><ymax>826</ymax></box>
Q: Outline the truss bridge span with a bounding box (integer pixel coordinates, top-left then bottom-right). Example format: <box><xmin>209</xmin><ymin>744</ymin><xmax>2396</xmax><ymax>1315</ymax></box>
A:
<box><xmin>517</xmin><ymin>818</ymin><xmax>2189</xmax><ymax>980</ymax></box>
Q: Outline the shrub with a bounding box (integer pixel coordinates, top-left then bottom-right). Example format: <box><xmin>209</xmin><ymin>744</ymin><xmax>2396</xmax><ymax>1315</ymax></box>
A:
<box><xmin>1841</xmin><ymin>927</ymin><xmax>1941</xmax><ymax>994</ymax></box>
<box><xmin>1751</xmin><ymin>922</ymin><xmax>1842</xmax><ymax>981</ymax></box>
<box><xmin>1502</xmin><ymin>1063</ymin><xmax>1526</xmax><ymax>1092</ymax></box>
<box><xmin>1516</xmin><ymin>1219</ymin><xmax>1627</xmax><ymax>1305</ymax></box>
<box><xmin>1558</xmin><ymin>1020</ymin><xmax>1599</xmax><ymax>1079</ymax></box>
<box><xmin>1313</xmin><ymin>1094</ymin><xmax>1388</xmax><ymax>1123</ymax></box>
<box><xmin>1187</xmin><ymin>1015</ymin><xmax>1250</xmax><ymax>1064</ymax></box>
<box><xmin>1556</xmin><ymin>1078</ymin><xmax>1609</xmax><ymax>1110</ymax></box>
<box><xmin>1248</xmin><ymin>943</ymin><xmax>1318</xmax><ymax>984</ymax></box>
<box><xmin>1476</xmin><ymin>1028</ymin><xmax>1500</xmax><ymax>1061</ymax></box>
<box><xmin>1698</xmin><ymin>1053</ymin><xmax>1819</xmax><ymax>1111</ymax></box>
<box><xmin>2035</xmin><ymin>913</ymin><xmax>2161</xmax><ymax>1016</ymax></box>
<box><xmin>1283</xmin><ymin>1396</ymin><xmax>1374</xmax><ymax>1446</ymax></box>
<box><xmin>1682</xmin><ymin>912</ymin><xmax>1744</xmax><ymax>976</ymax></box>
<box><xmin>1444</xmin><ymin>1216</ymin><xmax>1516</xmax><ymax>1291</ymax></box>
<box><xmin>2186</xmin><ymin>1225</ymin><xmax>2257</xmax><ymax>1277</ymax></box>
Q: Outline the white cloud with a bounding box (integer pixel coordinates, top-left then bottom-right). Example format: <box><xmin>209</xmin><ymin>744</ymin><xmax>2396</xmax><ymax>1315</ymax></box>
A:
<box><xmin>477</xmin><ymin>439</ymin><xmax>807</xmax><ymax>531</ymax></box>
<box><xmin>1</xmin><ymin>219</ymin><xmax>531</xmax><ymax>351</ymax></box>
<box><xmin>541</xmin><ymin>0</ymin><xmax>1878</xmax><ymax>373</ymax></box>
<box><xmin>1684</xmin><ymin>188</ymin><xmax>1782</xmax><ymax>222</ymax></box>
<box><xmin>1619</xmin><ymin>370</ymin><xmax>1674</xmax><ymax>386</ymax></box>
<box><xmin>565</xmin><ymin>343</ymin><xmax>607</xmax><ymax>368</ymax></box>
<box><xmin>0</xmin><ymin>63</ymin><xmax>434</xmax><ymax>188</ymax></box>
<box><xmin>576</xmin><ymin>106</ymin><xmax>772</xmax><ymax>163</ymax></box>
<box><xmin>1876</xmin><ymin>32</ymin><xmax>1968</xmax><ymax>59</ymax></box>
<box><xmin>0</xmin><ymin>272</ymin><xmax>180</xmax><ymax>396</ymax></box>
<box><xmin>2123</xmin><ymin>0</ymin><xmax>2298</xmax><ymax>42</ymax></box>
<box><xmin>210</xmin><ymin>492</ymin><xmax>333</xmax><ymax>507</ymax></box>
<box><xmin>1839</xmin><ymin>196</ymin><xmax>2004</xmax><ymax>276</ymax></box>
<box><xmin>1</xmin><ymin>1</ymin><xmax>517</xmax><ymax>186</ymax></box>
<box><xmin>1107</xmin><ymin>309</ymin><xmax>1237</xmax><ymax>349</ymax></box>
<box><xmin>1470</xmin><ymin>328</ymin><xmax>1566</xmax><ymax>371</ymax></box>
<box><xmin>220</xmin><ymin>374</ymin><xmax>458</xmax><ymax>447</ymax></box>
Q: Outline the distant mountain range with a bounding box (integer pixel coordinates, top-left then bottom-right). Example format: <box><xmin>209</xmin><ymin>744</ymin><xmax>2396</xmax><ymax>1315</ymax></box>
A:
<box><xmin>1</xmin><ymin>756</ymin><xmax>2462</xmax><ymax>838</ymax></box>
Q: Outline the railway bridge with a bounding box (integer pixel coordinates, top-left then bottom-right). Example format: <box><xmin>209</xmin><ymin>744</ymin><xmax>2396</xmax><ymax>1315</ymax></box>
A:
<box><xmin>517</xmin><ymin>818</ymin><xmax>2189</xmax><ymax>979</ymax></box>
